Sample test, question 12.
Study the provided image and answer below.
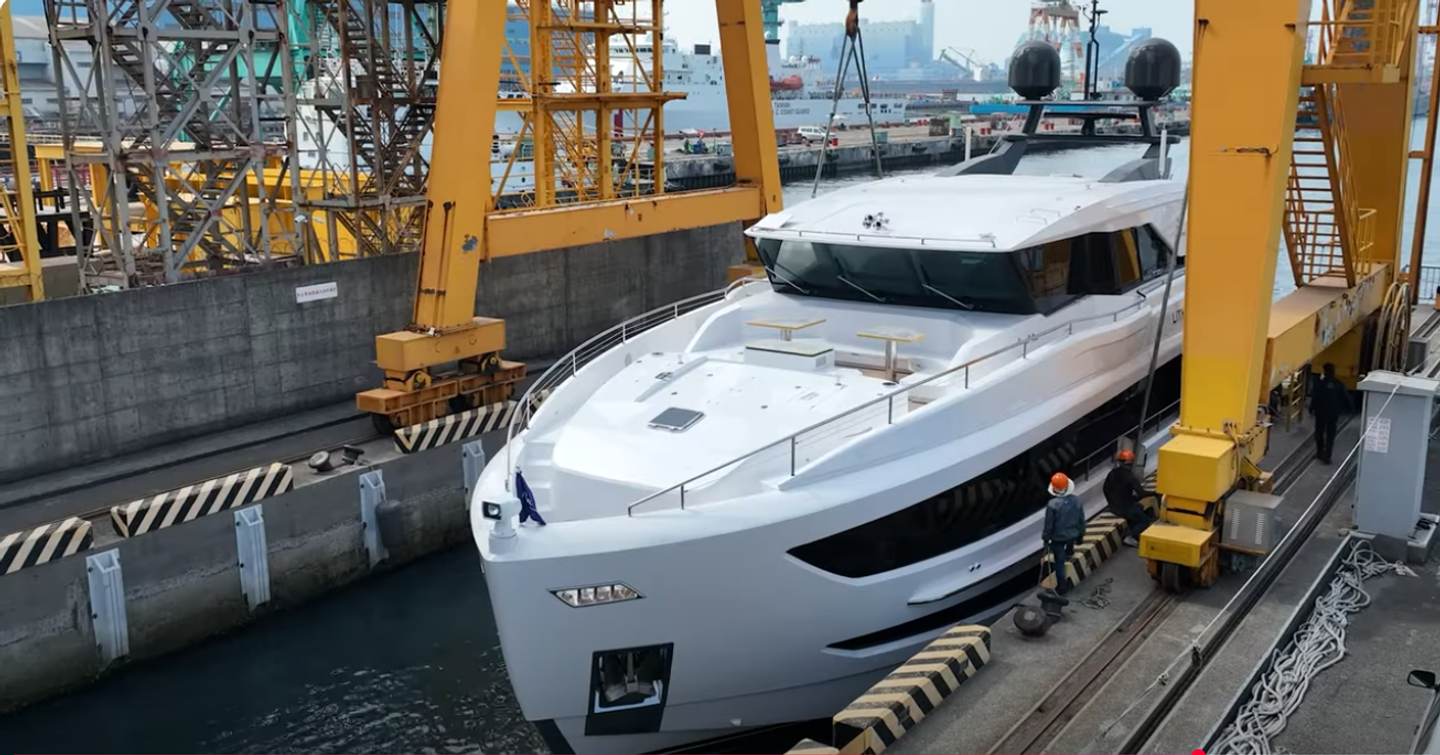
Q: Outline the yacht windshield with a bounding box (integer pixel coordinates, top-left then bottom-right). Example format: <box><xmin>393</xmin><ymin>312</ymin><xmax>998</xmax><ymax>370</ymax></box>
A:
<box><xmin>754</xmin><ymin>226</ymin><xmax>1176</xmax><ymax>316</ymax></box>
<box><xmin>755</xmin><ymin>238</ymin><xmax>1038</xmax><ymax>314</ymax></box>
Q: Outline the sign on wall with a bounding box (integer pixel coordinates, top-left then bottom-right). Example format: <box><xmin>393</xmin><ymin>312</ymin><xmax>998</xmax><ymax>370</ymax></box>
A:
<box><xmin>295</xmin><ymin>282</ymin><xmax>339</xmax><ymax>304</ymax></box>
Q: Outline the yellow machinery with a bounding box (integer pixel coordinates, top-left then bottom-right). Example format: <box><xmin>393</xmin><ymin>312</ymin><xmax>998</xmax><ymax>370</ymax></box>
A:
<box><xmin>0</xmin><ymin>0</ymin><xmax>43</xmax><ymax>302</ymax></box>
<box><xmin>356</xmin><ymin>1</ymin><xmax>782</xmax><ymax>429</ymax></box>
<box><xmin>1141</xmin><ymin>0</ymin><xmax>1422</xmax><ymax>590</ymax></box>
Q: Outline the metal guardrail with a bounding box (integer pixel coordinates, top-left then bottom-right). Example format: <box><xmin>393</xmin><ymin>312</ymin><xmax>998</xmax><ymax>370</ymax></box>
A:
<box><xmin>1409</xmin><ymin>264</ymin><xmax>1440</xmax><ymax>304</ymax></box>
<box><xmin>1075</xmin><ymin>398</ymin><xmax>1182</xmax><ymax>484</ymax></box>
<box><xmin>624</xmin><ymin>285</ymin><xmax>1171</xmax><ymax>516</ymax></box>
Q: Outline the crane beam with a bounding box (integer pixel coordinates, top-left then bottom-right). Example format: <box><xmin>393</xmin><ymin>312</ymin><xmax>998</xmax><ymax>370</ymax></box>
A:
<box><xmin>486</xmin><ymin>187</ymin><xmax>765</xmax><ymax>258</ymax></box>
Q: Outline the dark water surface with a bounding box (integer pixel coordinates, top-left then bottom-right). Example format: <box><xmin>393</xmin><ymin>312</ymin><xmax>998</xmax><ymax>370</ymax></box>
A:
<box><xmin>1</xmin><ymin>548</ymin><xmax>546</xmax><ymax>754</ymax></box>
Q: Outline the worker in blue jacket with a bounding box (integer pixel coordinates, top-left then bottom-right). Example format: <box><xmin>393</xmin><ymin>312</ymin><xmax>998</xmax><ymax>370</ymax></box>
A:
<box><xmin>1042</xmin><ymin>472</ymin><xmax>1085</xmax><ymax>595</ymax></box>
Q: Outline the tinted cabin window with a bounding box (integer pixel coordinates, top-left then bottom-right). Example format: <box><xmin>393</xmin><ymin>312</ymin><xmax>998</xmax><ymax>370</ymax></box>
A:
<box><xmin>1016</xmin><ymin>242</ymin><xmax>1075</xmax><ymax>313</ymax></box>
<box><xmin>830</xmin><ymin>244</ymin><xmax>925</xmax><ymax>299</ymax></box>
<box><xmin>1067</xmin><ymin>232</ymin><xmax>1122</xmax><ymax>295</ymax></box>
<box><xmin>756</xmin><ymin>238</ymin><xmax>1039</xmax><ymax>314</ymax></box>
<box><xmin>1116</xmin><ymin>230</ymin><xmax>1143</xmax><ymax>289</ymax></box>
<box><xmin>1136</xmin><ymin>225</ymin><xmax>1166</xmax><ymax>280</ymax></box>
<box><xmin>915</xmin><ymin>249</ymin><xmax>1035</xmax><ymax>314</ymax></box>
<box><xmin>756</xmin><ymin>226</ymin><xmax>1172</xmax><ymax>317</ymax></box>
<box><xmin>788</xmin><ymin>359</ymin><xmax>1182</xmax><ymax>579</ymax></box>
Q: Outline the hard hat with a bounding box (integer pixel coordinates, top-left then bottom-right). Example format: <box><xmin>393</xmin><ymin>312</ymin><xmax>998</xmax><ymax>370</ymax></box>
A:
<box><xmin>1048</xmin><ymin>472</ymin><xmax>1072</xmax><ymax>496</ymax></box>
<box><xmin>1117</xmin><ymin>448</ymin><xmax>1136</xmax><ymax>463</ymax></box>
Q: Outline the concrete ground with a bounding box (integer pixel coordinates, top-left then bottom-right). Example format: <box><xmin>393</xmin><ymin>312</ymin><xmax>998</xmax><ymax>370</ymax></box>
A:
<box><xmin>0</xmin><ymin>366</ymin><xmax>548</xmax><ymax>537</ymax></box>
<box><xmin>1148</xmin><ymin>434</ymin><xmax>1440</xmax><ymax>755</ymax></box>
<box><xmin>894</xmin><ymin>535</ymin><xmax>1158</xmax><ymax>754</ymax></box>
<box><xmin>1270</xmin><ymin>554</ymin><xmax>1440</xmax><ymax>754</ymax></box>
<box><xmin>893</xmin><ymin>419</ymin><xmax>1324</xmax><ymax>754</ymax></box>
<box><xmin>0</xmin><ymin>400</ymin><xmax>371</xmax><ymax>533</ymax></box>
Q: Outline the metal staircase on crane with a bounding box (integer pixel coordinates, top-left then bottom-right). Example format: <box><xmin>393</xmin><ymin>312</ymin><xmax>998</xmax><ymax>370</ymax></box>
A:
<box><xmin>1282</xmin><ymin>0</ymin><xmax>1421</xmax><ymax>288</ymax></box>
<box><xmin>1283</xmin><ymin>83</ymin><xmax>1374</xmax><ymax>286</ymax></box>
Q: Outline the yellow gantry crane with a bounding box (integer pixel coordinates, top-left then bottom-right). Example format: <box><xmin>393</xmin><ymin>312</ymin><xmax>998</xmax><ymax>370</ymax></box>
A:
<box><xmin>357</xmin><ymin>0</ymin><xmax>782</xmax><ymax>430</ymax></box>
<box><xmin>1142</xmin><ymin>0</ymin><xmax>1421</xmax><ymax>589</ymax></box>
<box><xmin>0</xmin><ymin>0</ymin><xmax>43</xmax><ymax>302</ymax></box>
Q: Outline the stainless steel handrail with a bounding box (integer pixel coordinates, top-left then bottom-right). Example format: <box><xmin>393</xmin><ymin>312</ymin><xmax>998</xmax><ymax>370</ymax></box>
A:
<box><xmin>503</xmin><ymin>277</ymin><xmax>762</xmax><ymax>488</ymax></box>
<box><xmin>625</xmin><ymin>286</ymin><xmax>1173</xmax><ymax>516</ymax></box>
<box><xmin>1406</xmin><ymin>264</ymin><xmax>1440</xmax><ymax>303</ymax></box>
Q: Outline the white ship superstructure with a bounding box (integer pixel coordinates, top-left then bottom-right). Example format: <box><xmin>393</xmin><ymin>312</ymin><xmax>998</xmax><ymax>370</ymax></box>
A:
<box><xmin>612</xmin><ymin>41</ymin><xmax>909</xmax><ymax>134</ymax></box>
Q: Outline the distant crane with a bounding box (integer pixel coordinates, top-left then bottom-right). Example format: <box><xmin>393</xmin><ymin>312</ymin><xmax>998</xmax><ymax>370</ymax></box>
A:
<box><xmin>939</xmin><ymin>47</ymin><xmax>997</xmax><ymax>81</ymax></box>
<box><xmin>760</xmin><ymin>0</ymin><xmax>806</xmax><ymax>43</ymax></box>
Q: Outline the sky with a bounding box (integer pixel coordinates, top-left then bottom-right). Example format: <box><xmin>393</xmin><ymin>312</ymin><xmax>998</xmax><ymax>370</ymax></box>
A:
<box><xmin>667</xmin><ymin>0</ymin><xmax>1196</xmax><ymax>68</ymax></box>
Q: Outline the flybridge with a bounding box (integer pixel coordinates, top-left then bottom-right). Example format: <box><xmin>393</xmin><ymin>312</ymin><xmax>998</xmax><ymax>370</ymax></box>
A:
<box><xmin>949</xmin><ymin>37</ymin><xmax>1184</xmax><ymax>179</ymax></box>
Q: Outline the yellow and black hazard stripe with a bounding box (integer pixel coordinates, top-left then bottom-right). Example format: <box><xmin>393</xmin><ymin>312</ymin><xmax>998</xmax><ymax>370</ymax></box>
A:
<box><xmin>1040</xmin><ymin>512</ymin><xmax>1126</xmax><ymax>590</ymax></box>
<box><xmin>832</xmin><ymin>625</ymin><xmax>992</xmax><ymax>754</ymax></box>
<box><xmin>393</xmin><ymin>401</ymin><xmax>517</xmax><ymax>454</ymax></box>
<box><xmin>0</xmin><ymin>517</ymin><xmax>93</xmax><ymax>575</ymax></box>
<box><xmin>785</xmin><ymin>739</ymin><xmax>839</xmax><ymax>755</ymax></box>
<box><xmin>110</xmin><ymin>462</ymin><xmax>294</xmax><ymax>538</ymax></box>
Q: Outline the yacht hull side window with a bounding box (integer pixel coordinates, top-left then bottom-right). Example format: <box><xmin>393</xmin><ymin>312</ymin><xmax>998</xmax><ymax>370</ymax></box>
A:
<box><xmin>787</xmin><ymin>358</ymin><xmax>1181</xmax><ymax>578</ymax></box>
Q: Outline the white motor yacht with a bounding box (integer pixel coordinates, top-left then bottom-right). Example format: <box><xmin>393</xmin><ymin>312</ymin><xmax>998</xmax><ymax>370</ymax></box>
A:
<box><xmin>471</xmin><ymin>54</ymin><xmax>1189</xmax><ymax>754</ymax></box>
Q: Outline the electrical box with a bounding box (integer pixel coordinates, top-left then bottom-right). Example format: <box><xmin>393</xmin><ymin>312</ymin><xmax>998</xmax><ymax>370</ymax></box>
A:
<box><xmin>1356</xmin><ymin>371</ymin><xmax>1439</xmax><ymax>538</ymax></box>
<box><xmin>1223</xmin><ymin>490</ymin><xmax>1283</xmax><ymax>554</ymax></box>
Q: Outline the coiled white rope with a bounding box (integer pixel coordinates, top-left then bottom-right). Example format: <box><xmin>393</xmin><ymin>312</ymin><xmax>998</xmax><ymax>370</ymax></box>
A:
<box><xmin>1210</xmin><ymin>541</ymin><xmax>1406</xmax><ymax>755</ymax></box>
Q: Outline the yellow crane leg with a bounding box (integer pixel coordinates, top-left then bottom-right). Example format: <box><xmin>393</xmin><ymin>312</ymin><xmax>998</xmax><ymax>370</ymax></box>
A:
<box><xmin>716</xmin><ymin>0</ymin><xmax>784</xmax><ymax>281</ymax></box>
<box><xmin>1141</xmin><ymin>0</ymin><xmax>1313</xmax><ymax>590</ymax></box>
<box><xmin>0</xmin><ymin>0</ymin><xmax>43</xmax><ymax>301</ymax></box>
<box><xmin>356</xmin><ymin>2</ymin><xmax>523</xmax><ymax>429</ymax></box>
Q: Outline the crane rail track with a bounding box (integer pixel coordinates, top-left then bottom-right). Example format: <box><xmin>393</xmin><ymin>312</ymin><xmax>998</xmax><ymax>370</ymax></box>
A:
<box><xmin>987</xmin><ymin>420</ymin><xmax>1330</xmax><ymax>755</ymax></box>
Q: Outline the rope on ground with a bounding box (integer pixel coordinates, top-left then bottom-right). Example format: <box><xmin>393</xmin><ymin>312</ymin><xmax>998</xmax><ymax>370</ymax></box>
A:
<box><xmin>1081</xmin><ymin>576</ymin><xmax>1114</xmax><ymax>609</ymax></box>
<box><xmin>1209</xmin><ymin>541</ymin><xmax>1407</xmax><ymax>755</ymax></box>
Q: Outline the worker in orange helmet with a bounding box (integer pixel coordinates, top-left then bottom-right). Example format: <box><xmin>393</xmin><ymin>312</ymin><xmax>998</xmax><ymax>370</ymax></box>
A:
<box><xmin>1104</xmin><ymin>448</ymin><xmax>1157</xmax><ymax>547</ymax></box>
<box><xmin>1042</xmin><ymin>472</ymin><xmax>1085</xmax><ymax>595</ymax></box>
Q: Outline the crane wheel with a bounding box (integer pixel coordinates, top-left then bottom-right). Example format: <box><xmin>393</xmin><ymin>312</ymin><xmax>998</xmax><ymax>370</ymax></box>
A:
<box><xmin>1159</xmin><ymin>562</ymin><xmax>1185</xmax><ymax>594</ymax></box>
<box><xmin>372</xmin><ymin>413</ymin><xmax>398</xmax><ymax>436</ymax></box>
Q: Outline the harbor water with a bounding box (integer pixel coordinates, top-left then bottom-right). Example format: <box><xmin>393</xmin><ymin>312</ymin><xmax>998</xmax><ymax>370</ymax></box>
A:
<box><xmin>4</xmin><ymin>129</ymin><xmax>1436</xmax><ymax>753</ymax></box>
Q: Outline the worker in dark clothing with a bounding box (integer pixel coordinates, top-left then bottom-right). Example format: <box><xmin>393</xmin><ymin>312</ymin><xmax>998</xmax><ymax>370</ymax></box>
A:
<box><xmin>1310</xmin><ymin>362</ymin><xmax>1353</xmax><ymax>464</ymax></box>
<box><xmin>1104</xmin><ymin>449</ymin><xmax>1156</xmax><ymax>547</ymax></box>
<box><xmin>1042</xmin><ymin>472</ymin><xmax>1085</xmax><ymax>595</ymax></box>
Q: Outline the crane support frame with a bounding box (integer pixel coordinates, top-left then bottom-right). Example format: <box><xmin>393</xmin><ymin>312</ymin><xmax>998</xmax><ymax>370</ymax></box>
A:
<box><xmin>1146</xmin><ymin>0</ymin><xmax>1422</xmax><ymax>590</ymax></box>
<box><xmin>1145</xmin><ymin>0</ymin><xmax>1314</xmax><ymax>586</ymax></box>
<box><xmin>360</xmin><ymin>0</ymin><xmax>783</xmax><ymax>428</ymax></box>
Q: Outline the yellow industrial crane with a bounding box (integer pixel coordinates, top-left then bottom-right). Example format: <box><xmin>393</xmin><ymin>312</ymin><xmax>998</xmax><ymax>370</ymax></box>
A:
<box><xmin>0</xmin><ymin>0</ymin><xmax>43</xmax><ymax>302</ymax></box>
<box><xmin>1141</xmin><ymin>0</ymin><xmax>1421</xmax><ymax>590</ymax></box>
<box><xmin>357</xmin><ymin>1</ymin><xmax>783</xmax><ymax>430</ymax></box>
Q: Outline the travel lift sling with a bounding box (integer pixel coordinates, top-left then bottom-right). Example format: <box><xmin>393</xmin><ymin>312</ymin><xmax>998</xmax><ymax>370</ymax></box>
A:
<box><xmin>356</xmin><ymin>1</ymin><xmax>784</xmax><ymax>430</ymax></box>
<box><xmin>1141</xmin><ymin>0</ymin><xmax>1421</xmax><ymax>591</ymax></box>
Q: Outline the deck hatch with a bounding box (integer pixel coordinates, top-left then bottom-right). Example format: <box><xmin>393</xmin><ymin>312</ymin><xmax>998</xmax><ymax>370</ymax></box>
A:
<box><xmin>648</xmin><ymin>407</ymin><xmax>704</xmax><ymax>432</ymax></box>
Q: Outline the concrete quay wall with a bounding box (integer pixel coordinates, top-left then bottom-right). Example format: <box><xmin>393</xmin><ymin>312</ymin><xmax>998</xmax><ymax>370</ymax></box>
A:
<box><xmin>0</xmin><ymin>440</ymin><xmax>471</xmax><ymax>712</ymax></box>
<box><xmin>0</xmin><ymin>223</ymin><xmax>742</xmax><ymax>482</ymax></box>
